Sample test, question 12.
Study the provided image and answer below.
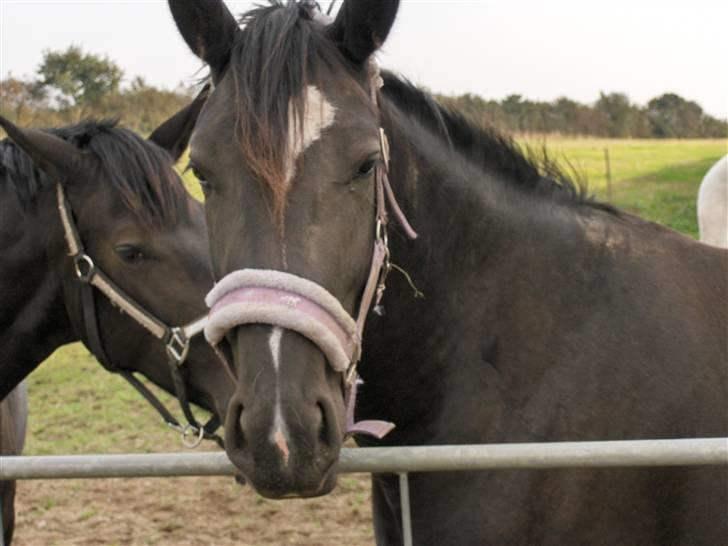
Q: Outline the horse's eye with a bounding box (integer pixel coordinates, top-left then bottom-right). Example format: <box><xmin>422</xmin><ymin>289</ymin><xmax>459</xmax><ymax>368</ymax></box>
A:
<box><xmin>197</xmin><ymin>178</ymin><xmax>211</xmax><ymax>197</ymax></box>
<box><xmin>355</xmin><ymin>158</ymin><xmax>377</xmax><ymax>179</ymax></box>
<box><xmin>116</xmin><ymin>245</ymin><xmax>146</xmax><ymax>263</ymax></box>
<box><xmin>191</xmin><ymin>166</ymin><xmax>205</xmax><ymax>182</ymax></box>
<box><xmin>189</xmin><ymin>165</ymin><xmax>211</xmax><ymax>196</ymax></box>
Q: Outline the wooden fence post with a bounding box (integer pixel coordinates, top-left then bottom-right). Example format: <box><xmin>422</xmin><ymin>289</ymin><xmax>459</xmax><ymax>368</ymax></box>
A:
<box><xmin>604</xmin><ymin>148</ymin><xmax>613</xmax><ymax>201</ymax></box>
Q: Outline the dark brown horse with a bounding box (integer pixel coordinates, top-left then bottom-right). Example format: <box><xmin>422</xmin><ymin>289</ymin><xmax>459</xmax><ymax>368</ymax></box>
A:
<box><xmin>0</xmin><ymin>383</ymin><xmax>26</xmax><ymax>546</ymax></box>
<box><xmin>0</xmin><ymin>95</ymin><xmax>235</xmax><ymax>543</ymax></box>
<box><xmin>169</xmin><ymin>1</ymin><xmax>727</xmax><ymax>543</ymax></box>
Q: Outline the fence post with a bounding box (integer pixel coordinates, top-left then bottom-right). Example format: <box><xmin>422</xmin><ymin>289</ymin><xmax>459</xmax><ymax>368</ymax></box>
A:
<box><xmin>604</xmin><ymin>148</ymin><xmax>613</xmax><ymax>201</ymax></box>
<box><xmin>399</xmin><ymin>472</ymin><xmax>413</xmax><ymax>546</ymax></box>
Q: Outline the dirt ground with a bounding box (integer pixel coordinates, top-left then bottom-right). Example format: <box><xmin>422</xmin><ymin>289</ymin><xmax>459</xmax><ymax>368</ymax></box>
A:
<box><xmin>14</xmin><ymin>472</ymin><xmax>374</xmax><ymax>545</ymax></box>
<box><xmin>16</xmin><ymin>347</ymin><xmax>376</xmax><ymax>545</ymax></box>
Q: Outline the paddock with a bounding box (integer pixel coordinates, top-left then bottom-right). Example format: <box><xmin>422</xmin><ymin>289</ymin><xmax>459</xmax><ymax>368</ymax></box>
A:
<box><xmin>3</xmin><ymin>438</ymin><xmax>727</xmax><ymax>546</ymax></box>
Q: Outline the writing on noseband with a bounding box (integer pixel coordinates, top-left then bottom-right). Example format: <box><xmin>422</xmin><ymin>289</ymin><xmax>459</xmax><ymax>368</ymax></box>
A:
<box><xmin>204</xmin><ymin>58</ymin><xmax>418</xmax><ymax>439</ymax></box>
<box><xmin>56</xmin><ymin>183</ymin><xmax>222</xmax><ymax>448</ymax></box>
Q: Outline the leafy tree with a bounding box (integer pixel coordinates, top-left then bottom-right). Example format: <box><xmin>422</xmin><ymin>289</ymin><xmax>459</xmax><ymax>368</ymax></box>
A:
<box><xmin>36</xmin><ymin>46</ymin><xmax>123</xmax><ymax>110</ymax></box>
<box><xmin>647</xmin><ymin>93</ymin><xmax>704</xmax><ymax>138</ymax></box>
<box><xmin>595</xmin><ymin>92</ymin><xmax>646</xmax><ymax>138</ymax></box>
<box><xmin>702</xmin><ymin>116</ymin><xmax>728</xmax><ymax>138</ymax></box>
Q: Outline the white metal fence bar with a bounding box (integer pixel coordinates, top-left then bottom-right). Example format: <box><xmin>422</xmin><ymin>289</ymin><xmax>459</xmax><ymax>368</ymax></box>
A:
<box><xmin>0</xmin><ymin>438</ymin><xmax>726</xmax><ymax>480</ymax></box>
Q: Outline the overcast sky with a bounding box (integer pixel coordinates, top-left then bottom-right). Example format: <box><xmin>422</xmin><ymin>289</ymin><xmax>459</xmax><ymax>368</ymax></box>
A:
<box><xmin>1</xmin><ymin>0</ymin><xmax>726</xmax><ymax>119</ymax></box>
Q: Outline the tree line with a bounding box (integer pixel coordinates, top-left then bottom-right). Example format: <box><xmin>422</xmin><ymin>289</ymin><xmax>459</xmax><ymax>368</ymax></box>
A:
<box><xmin>439</xmin><ymin>91</ymin><xmax>727</xmax><ymax>139</ymax></box>
<box><xmin>2</xmin><ymin>46</ymin><xmax>726</xmax><ymax>139</ymax></box>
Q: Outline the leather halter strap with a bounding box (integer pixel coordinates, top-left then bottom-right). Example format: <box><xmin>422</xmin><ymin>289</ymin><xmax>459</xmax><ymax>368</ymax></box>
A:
<box><xmin>347</xmin><ymin>59</ymin><xmax>418</xmax><ymax>378</ymax></box>
<box><xmin>56</xmin><ymin>183</ymin><xmax>222</xmax><ymax>448</ymax></box>
<box><xmin>205</xmin><ymin>58</ymin><xmax>417</xmax><ymax>440</ymax></box>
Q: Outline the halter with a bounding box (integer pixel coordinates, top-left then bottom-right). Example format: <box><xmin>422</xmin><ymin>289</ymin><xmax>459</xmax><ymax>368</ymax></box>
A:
<box><xmin>56</xmin><ymin>183</ymin><xmax>223</xmax><ymax>448</ymax></box>
<box><xmin>205</xmin><ymin>58</ymin><xmax>418</xmax><ymax>439</ymax></box>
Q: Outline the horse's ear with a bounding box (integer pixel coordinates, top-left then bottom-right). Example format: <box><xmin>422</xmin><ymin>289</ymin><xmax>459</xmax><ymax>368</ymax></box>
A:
<box><xmin>327</xmin><ymin>0</ymin><xmax>400</xmax><ymax>65</ymax></box>
<box><xmin>148</xmin><ymin>84</ymin><xmax>210</xmax><ymax>161</ymax></box>
<box><xmin>0</xmin><ymin>115</ymin><xmax>93</xmax><ymax>184</ymax></box>
<box><xmin>168</xmin><ymin>0</ymin><xmax>239</xmax><ymax>81</ymax></box>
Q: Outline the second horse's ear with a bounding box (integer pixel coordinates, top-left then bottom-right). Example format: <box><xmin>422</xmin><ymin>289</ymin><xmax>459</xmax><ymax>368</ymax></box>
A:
<box><xmin>0</xmin><ymin>115</ymin><xmax>94</xmax><ymax>185</ymax></box>
<box><xmin>168</xmin><ymin>0</ymin><xmax>239</xmax><ymax>82</ymax></box>
<box><xmin>148</xmin><ymin>84</ymin><xmax>210</xmax><ymax>161</ymax></box>
<box><xmin>327</xmin><ymin>0</ymin><xmax>400</xmax><ymax>65</ymax></box>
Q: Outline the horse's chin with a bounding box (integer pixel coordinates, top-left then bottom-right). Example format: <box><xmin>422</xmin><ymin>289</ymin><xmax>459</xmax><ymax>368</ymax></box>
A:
<box><xmin>224</xmin><ymin>432</ymin><xmax>340</xmax><ymax>499</ymax></box>
<box><xmin>256</xmin><ymin>479</ymin><xmax>337</xmax><ymax>500</ymax></box>
<box><xmin>246</xmin><ymin>464</ymin><xmax>338</xmax><ymax>499</ymax></box>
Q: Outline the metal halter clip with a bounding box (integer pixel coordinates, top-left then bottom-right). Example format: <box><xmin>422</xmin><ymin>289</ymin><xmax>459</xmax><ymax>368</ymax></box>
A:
<box><xmin>73</xmin><ymin>254</ymin><xmax>95</xmax><ymax>283</ymax></box>
<box><xmin>166</xmin><ymin>327</ymin><xmax>190</xmax><ymax>366</ymax></box>
<box><xmin>176</xmin><ymin>423</ymin><xmax>205</xmax><ymax>449</ymax></box>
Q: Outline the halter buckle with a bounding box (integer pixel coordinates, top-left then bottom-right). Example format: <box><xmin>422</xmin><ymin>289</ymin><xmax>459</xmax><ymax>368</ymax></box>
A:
<box><xmin>74</xmin><ymin>254</ymin><xmax>95</xmax><ymax>283</ymax></box>
<box><xmin>345</xmin><ymin>362</ymin><xmax>359</xmax><ymax>387</ymax></box>
<box><xmin>166</xmin><ymin>327</ymin><xmax>190</xmax><ymax>366</ymax></box>
<box><xmin>375</xmin><ymin>218</ymin><xmax>386</xmax><ymax>243</ymax></box>
<box><xmin>379</xmin><ymin>128</ymin><xmax>390</xmax><ymax>171</ymax></box>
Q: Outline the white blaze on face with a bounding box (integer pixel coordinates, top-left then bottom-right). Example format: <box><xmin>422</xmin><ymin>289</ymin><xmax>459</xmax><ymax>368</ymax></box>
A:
<box><xmin>268</xmin><ymin>326</ymin><xmax>290</xmax><ymax>466</ymax></box>
<box><xmin>284</xmin><ymin>85</ymin><xmax>336</xmax><ymax>185</ymax></box>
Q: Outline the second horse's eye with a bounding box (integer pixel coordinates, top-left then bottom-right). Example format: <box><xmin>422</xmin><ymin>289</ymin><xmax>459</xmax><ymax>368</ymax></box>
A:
<box><xmin>192</xmin><ymin>168</ymin><xmax>212</xmax><ymax>197</ymax></box>
<box><xmin>191</xmin><ymin>166</ymin><xmax>206</xmax><ymax>182</ymax></box>
<box><xmin>115</xmin><ymin>245</ymin><xmax>146</xmax><ymax>263</ymax></box>
<box><xmin>198</xmin><ymin>179</ymin><xmax>211</xmax><ymax>197</ymax></box>
<box><xmin>356</xmin><ymin>158</ymin><xmax>377</xmax><ymax>178</ymax></box>
<box><xmin>187</xmin><ymin>163</ymin><xmax>212</xmax><ymax>197</ymax></box>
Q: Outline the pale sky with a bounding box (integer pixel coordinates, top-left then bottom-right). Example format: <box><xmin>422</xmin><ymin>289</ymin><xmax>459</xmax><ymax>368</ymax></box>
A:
<box><xmin>1</xmin><ymin>0</ymin><xmax>726</xmax><ymax>119</ymax></box>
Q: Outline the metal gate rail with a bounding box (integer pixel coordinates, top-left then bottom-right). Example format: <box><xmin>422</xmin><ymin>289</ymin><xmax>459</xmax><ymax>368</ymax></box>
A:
<box><xmin>2</xmin><ymin>438</ymin><xmax>726</xmax><ymax>546</ymax></box>
<box><xmin>1</xmin><ymin>438</ymin><xmax>726</xmax><ymax>480</ymax></box>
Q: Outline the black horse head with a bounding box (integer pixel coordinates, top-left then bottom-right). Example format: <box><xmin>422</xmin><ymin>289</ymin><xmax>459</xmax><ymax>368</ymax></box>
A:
<box><xmin>0</xmin><ymin>90</ymin><xmax>233</xmax><ymax>431</ymax></box>
<box><xmin>169</xmin><ymin>0</ymin><xmax>400</xmax><ymax>496</ymax></box>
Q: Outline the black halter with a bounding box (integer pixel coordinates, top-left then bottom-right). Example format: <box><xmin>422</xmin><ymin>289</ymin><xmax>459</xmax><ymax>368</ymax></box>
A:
<box><xmin>57</xmin><ymin>183</ymin><xmax>223</xmax><ymax>448</ymax></box>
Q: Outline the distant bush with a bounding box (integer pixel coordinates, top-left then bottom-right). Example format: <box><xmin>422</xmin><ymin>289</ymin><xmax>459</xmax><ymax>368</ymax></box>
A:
<box><xmin>1</xmin><ymin>47</ymin><xmax>195</xmax><ymax>135</ymax></box>
<box><xmin>1</xmin><ymin>75</ymin><xmax>194</xmax><ymax>135</ymax></box>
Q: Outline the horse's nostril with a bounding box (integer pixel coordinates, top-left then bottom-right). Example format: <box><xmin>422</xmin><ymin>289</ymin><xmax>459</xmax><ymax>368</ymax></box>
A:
<box><xmin>227</xmin><ymin>400</ymin><xmax>247</xmax><ymax>451</ymax></box>
<box><xmin>317</xmin><ymin>399</ymin><xmax>341</xmax><ymax>448</ymax></box>
<box><xmin>317</xmin><ymin>401</ymin><xmax>327</xmax><ymax>444</ymax></box>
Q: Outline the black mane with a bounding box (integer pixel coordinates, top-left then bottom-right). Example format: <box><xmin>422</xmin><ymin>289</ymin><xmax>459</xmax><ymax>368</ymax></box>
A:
<box><xmin>381</xmin><ymin>73</ymin><xmax>615</xmax><ymax>212</ymax></box>
<box><xmin>0</xmin><ymin>119</ymin><xmax>189</xmax><ymax>225</ymax></box>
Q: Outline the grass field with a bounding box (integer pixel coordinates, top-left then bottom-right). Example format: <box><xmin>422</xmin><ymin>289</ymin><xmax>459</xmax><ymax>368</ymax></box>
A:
<box><xmin>14</xmin><ymin>138</ymin><xmax>727</xmax><ymax>545</ymax></box>
<box><xmin>522</xmin><ymin>137</ymin><xmax>726</xmax><ymax>237</ymax></box>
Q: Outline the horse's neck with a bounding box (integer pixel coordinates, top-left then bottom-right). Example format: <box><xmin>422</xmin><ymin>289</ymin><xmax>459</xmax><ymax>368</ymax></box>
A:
<box><xmin>357</xmin><ymin>104</ymin><xmax>587</xmax><ymax>443</ymax></box>
<box><xmin>0</xmin><ymin>186</ymin><xmax>75</xmax><ymax>398</ymax></box>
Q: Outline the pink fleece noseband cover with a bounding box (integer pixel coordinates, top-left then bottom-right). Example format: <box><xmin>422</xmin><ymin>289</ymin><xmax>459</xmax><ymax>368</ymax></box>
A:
<box><xmin>205</xmin><ymin>269</ymin><xmax>360</xmax><ymax>373</ymax></box>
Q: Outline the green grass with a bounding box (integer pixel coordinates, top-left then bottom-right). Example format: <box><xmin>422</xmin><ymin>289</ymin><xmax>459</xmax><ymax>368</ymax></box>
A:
<box><xmin>23</xmin><ymin>138</ymin><xmax>727</xmax><ymax>457</ymax></box>
<box><xmin>522</xmin><ymin>137</ymin><xmax>726</xmax><ymax>238</ymax></box>
<box><xmin>26</xmin><ymin>344</ymin><xmax>190</xmax><ymax>455</ymax></box>
<box><xmin>524</xmin><ymin>138</ymin><xmax>725</xmax><ymax>188</ymax></box>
